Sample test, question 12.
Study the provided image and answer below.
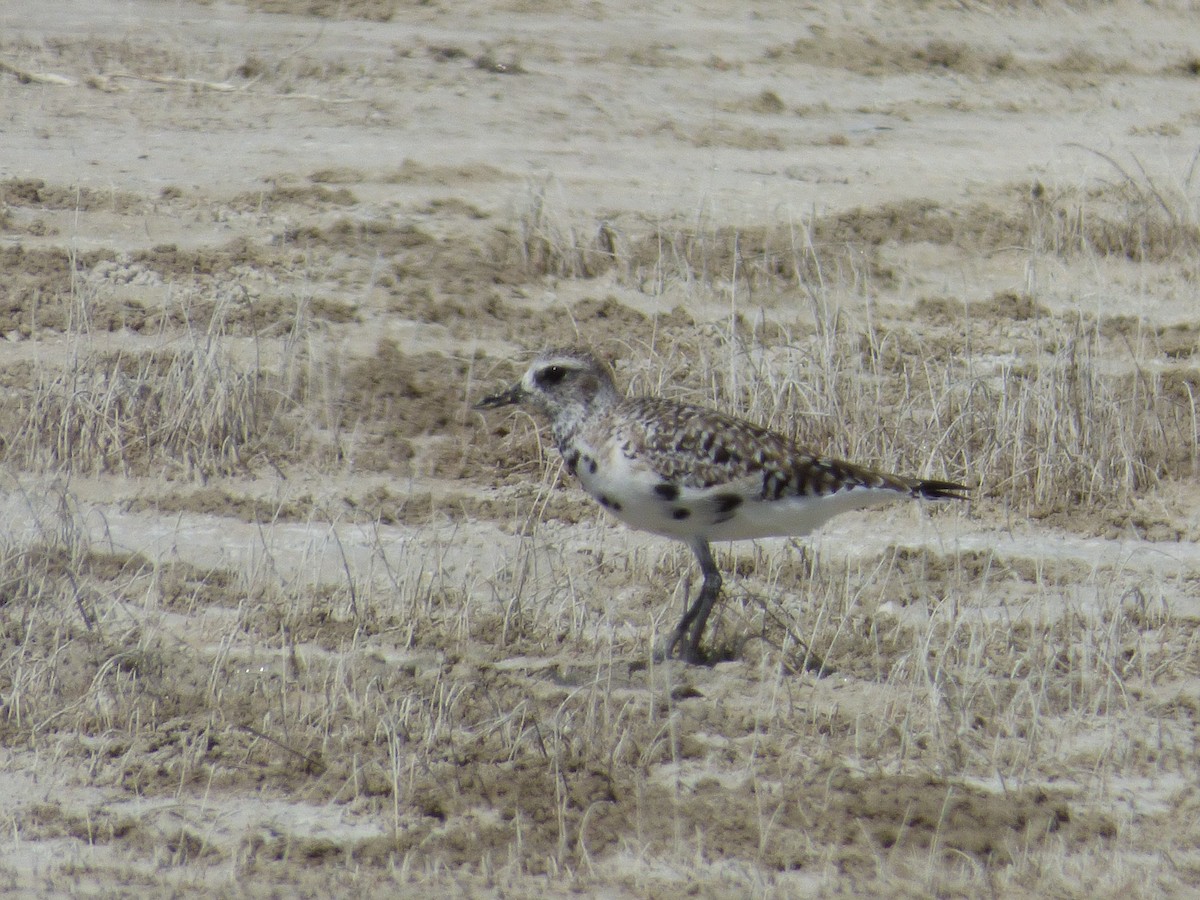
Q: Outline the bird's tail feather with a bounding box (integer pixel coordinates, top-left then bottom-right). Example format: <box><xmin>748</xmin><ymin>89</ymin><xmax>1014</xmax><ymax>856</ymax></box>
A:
<box><xmin>913</xmin><ymin>479</ymin><xmax>971</xmax><ymax>501</ymax></box>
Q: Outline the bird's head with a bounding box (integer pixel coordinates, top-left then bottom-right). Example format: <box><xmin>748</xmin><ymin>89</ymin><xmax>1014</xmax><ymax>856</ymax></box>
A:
<box><xmin>475</xmin><ymin>348</ymin><xmax>619</xmax><ymax>424</ymax></box>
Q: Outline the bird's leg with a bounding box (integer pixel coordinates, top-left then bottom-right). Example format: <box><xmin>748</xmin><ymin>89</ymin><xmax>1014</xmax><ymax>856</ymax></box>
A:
<box><xmin>665</xmin><ymin>540</ymin><xmax>722</xmax><ymax>664</ymax></box>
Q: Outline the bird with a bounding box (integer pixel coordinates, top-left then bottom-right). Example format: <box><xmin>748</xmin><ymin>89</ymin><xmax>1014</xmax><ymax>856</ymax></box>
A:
<box><xmin>475</xmin><ymin>348</ymin><xmax>969</xmax><ymax>664</ymax></box>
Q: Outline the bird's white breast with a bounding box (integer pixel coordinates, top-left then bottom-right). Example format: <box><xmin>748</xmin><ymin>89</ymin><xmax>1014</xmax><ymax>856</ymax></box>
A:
<box><xmin>574</xmin><ymin>439</ymin><xmax>680</xmax><ymax>535</ymax></box>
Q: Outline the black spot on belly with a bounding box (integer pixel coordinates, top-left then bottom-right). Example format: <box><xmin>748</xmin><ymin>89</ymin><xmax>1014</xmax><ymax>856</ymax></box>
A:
<box><xmin>586</xmin><ymin>457</ymin><xmax>598</xmax><ymax>475</ymax></box>
<box><xmin>713</xmin><ymin>493</ymin><xmax>743</xmax><ymax>514</ymax></box>
<box><xmin>672</xmin><ymin>507</ymin><xmax>691</xmax><ymax>520</ymax></box>
<box><xmin>598</xmin><ymin>494</ymin><xmax>623</xmax><ymax>513</ymax></box>
<box><xmin>653</xmin><ymin>482</ymin><xmax>680</xmax><ymax>501</ymax></box>
<box><xmin>712</xmin><ymin>492</ymin><xmax>743</xmax><ymax>523</ymax></box>
<box><xmin>564</xmin><ymin>449</ymin><xmax>580</xmax><ymax>476</ymax></box>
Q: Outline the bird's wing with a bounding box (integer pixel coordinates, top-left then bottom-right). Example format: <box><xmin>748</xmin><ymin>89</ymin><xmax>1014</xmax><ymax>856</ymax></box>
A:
<box><xmin>608</xmin><ymin>398</ymin><xmax>961</xmax><ymax>502</ymax></box>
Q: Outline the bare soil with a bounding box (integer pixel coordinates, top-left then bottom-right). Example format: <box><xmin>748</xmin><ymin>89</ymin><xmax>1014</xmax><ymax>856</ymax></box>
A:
<box><xmin>3</xmin><ymin>0</ymin><xmax>1200</xmax><ymax>895</ymax></box>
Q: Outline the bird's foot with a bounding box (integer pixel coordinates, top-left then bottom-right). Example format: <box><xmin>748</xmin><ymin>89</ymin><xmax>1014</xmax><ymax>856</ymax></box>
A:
<box><xmin>655</xmin><ymin>630</ymin><xmax>711</xmax><ymax>666</ymax></box>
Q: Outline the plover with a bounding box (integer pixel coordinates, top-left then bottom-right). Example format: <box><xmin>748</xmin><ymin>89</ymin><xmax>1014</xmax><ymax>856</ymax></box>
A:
<box><xmin>476</xmin><ymin>348</ymin><xmax>969</xmax><ymax>664</ymax></box>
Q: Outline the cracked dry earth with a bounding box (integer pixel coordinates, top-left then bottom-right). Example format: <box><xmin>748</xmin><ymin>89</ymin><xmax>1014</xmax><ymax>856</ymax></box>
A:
<box><xmin>3</xmin><ymin>0</ymin><xmax>1200</xmax><ymax>895</ymax></box>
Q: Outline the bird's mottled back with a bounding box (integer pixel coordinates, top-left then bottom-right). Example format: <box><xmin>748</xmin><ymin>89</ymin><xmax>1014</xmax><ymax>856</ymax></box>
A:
<box><xmin>588</xmin><ymin>396</ymin><xmax>961</xmax><ymax>502</ymax></box>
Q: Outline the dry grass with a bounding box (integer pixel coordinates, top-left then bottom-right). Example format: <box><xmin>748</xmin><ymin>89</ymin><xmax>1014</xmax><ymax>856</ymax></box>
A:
<box><xmin>608</xmin><ymin>300</ymin><xmax>1197</xmax><ymax>523</ymax></box>
<box><xmin>4</xmin><ymin>335</ymin><xmax>281</xmax><ymax>479</ymax></box>
<box><xmin>1028</xmin><ymin>147</ymin><xmax>1200</xmax><ymax>262</ymax></box>
<box><xmin>506</xmin><ymin>176</ymin><xmax>620</xmax><ymax>279</ymax></box>
<box><xmin>0</xmin><ymin>502</ymin><xmax>1148</xmax><ymax>881</ymax></box>
<box><xmin>12</xmin><ymin>0</ymin><xmax>1200</xmax><ymax>891</ymax></box>
<box><xmin>1</xmin><ymin>464</ymin><xmax>1172</xmax><ymax>892</ymax></box>
<box><xmin>5</xmin><ymin>165</ymin><xmax>1200</xmax><ymax>896</ymax></box>
<box><xmin>508</xmin><ymin>155</ymin><xmax>1200</xmax><ymax>296</ymax></box>
<box><xmin>502</xmin><ymin>173</ymin><xmax>1200</xmax><ymax>522</ymax></box>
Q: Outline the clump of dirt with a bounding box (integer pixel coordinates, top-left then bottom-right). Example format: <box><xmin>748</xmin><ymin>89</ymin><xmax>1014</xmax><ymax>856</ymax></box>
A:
<box><xmin>80</xmin><ymin>288</ymin><xmax>356</xmax><ymax>337</ymax></box>
<box><xmin>780</xmin><ymin>32</ymin><xmax>1134</xmax><ymax>84</ymax></box>
<box><xmin>307</xmin><ymin>167</ymin><xmax>367</xmax><ymax>184</ymax></box>
<box><xmin>243</xmin><ymin>0</ymin><xmax>399</xmax><ymax>21</ymax></box>
<box><xmin>683</xmin><ymin>121</ymin><xmax>787</xmax><ymax>151</ymax></box>
<box><xmin>826</xmin><ymin>197</ymin><xmax>1030</xmax><ymax>254</ymax></box>
<box><xmin>289</xmin><ymin>218</ymin><xmax>440</xmax><ymax>257</ymax></box>
<box><xmin>783</xmin><ymin>35</ymin><xmax>1004</xmax><ymax>77</ymax></box>
<box><xmin>868</xmin><ymin>546</ymin><xmax>1095</xmax><ymax>611</ymax></box>
<box><xmin>1100</xmin><ymin>316</ymin><xmax>1200</xmax><ymax>360</ymax></box>
<box><xmin>620</xmin><ymin>200</ymin><xmax>1031</xmax><ymax>292</ymax></box>
<box><xmin>230</xmin><ymin>181</ymin><xmax>358</xmax><ymax>211</ymax></box>
<box><xmin>125</xmin><ymin>487</ymin><xmax>317</xmax><ymax>525</ymax></box>
<box><xmin>912</xmin><ymin>290</ymin><xmax>1049</xmax><ymax>325</ymax></box>
<box><xmin>393</xmin><ymin>756</ymin><xmax>621</xmax><ymax>874</ymax></box>
<box><xmin>627</xmin><ymin>220</ymin><xmax>882</xmax><ymax>288</ymax></box>
<box><xmin>287</xmin><ymin>215</ymin><xmax>559</xmax><ymax>313</ymax></box>
<box><xmin>396</xmin><ymin>284</ymin><xmax>510</xmax><ymax>335</ymax></box>
<box><xmin>1097</xmin><ymin>508</ymin><xmax>1191</xmax><ymax>542</ymax></box>
<box><xmin>18</xmin><ymin>801</ymin><xmax>142</xmax><ymax>848</ymax></box>
<box><xmin>131</xmin><ymin>239</ymin><xmax>275</xmax><ymax>279</ymax></box>
<box><xmin>0</xmin><ymin>178</ymin><xmax>145</xmax><ymax>213</ymax></box>
<box><xmin>538</xmin><ymin>295</ymin><xmax>652</xmax><ymax>345</ymax></box>
<box><xmin>416</xmin><ymin>197</ymin><xmax>488</xmax><ymax>219</ymax></box>
<box><xmin>384</xmin><ymin>159</ymin><xmax>509</xmax><ymax>186</ymax></box>
<box><xmin>817</xmin><ymin>770</ymin><xmax>1113</xmax><ymax>865</ymax></box>
<box><xmin>747</xmin><ymin>89</ymin><xmax>787</xmax><ymax>114</ymax></box>
<box><xmin>155</xmin><ymin>559</ymin><xmax>245</xmax><ymax>611</ymax></box>
<box><xmin>3</xmin><ymin>544</ymin><xmax>155</xmax><ymax>595</ymax></box>
<box><xmin>350</xmin><ymin>483</ymin><xmax>590</xmax><ymax>529</ymax></box>
<box><xmin>0</xmin><ymin>239</ymin><xmax>359</xmax><ymax>339</ymax></box>
<box><xmin>972</xmin><ymin>290</ymin><xmax>1050</xmax><ymax>321</ymax></box>
<box><xmin>265</xmin><ymin>750</ymin><xmax>1113</xmax><ymax>876</ymax></box>
<box><xmin>339</xmin><ymin>341</ymin><xmax>476</xmax><ymax>475</ymax></box>
<box><xmin>0</xmin><ymin>245</ymin><xmax>103</xmax><ymax>335</ymax></box>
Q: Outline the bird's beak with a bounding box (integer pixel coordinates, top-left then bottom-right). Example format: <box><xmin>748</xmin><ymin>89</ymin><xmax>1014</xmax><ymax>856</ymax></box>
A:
<box><xmin>474</xmin><ymin>381</ymin><xmax>525</xmax><ymax>410</ymax></box>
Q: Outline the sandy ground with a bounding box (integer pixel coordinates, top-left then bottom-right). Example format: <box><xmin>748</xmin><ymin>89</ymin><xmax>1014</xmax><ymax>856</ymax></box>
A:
<box><xmin>3</xmin><ymin>0</ymin><xmax>1200</xmax><ymax>895</ymax></box>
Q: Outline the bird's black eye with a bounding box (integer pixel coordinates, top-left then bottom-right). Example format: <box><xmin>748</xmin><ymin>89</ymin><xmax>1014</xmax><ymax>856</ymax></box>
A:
<box><xmin>538</xmin><ymin>365</ymin><xmax>567</xmax><ymax>386</ymax></box>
